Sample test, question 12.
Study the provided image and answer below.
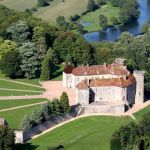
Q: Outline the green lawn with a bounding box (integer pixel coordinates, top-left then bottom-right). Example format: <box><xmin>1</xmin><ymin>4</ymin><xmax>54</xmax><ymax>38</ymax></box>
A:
<box><xmin>80</xmin><ymin>3</ymin><xmax>120</xmax><ymax>32</ymax></box>
<box><xmin>25</xmin><ymin>116</ymin><xmax>130</xmax><ymax>150</ymax></box>
<box><xmin>134</xmin><ymin>104</ymin><xmax>150</xmax><ymax>122</ymax></box>
<box><xmin>0</xmin><ymin>98</ymin><xmax>47</xmax><ymax>110</ymax></box>
<box><xmin>0</xmin><ymin>72</ymin><xmax>42</xmax><ymax>86</ymax></box>
<box><xmin>0</xmin><ymin>104</ymin><xmax>43</xmax><ymax>129</ymax></box>
<box><xmin>0</xmin><ymin>79</ymin><xmax>45</xmax><ymax>91</ymax></box>
<box><xmin>0</xmin><ymin>90</ymin><xmax>43</xmax><ymax>96</ymax></box>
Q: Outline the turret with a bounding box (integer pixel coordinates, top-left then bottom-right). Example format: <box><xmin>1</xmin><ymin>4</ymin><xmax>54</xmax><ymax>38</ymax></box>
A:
<box><xmin>133</xmin><ymin>70</ymin><xmax>145</xmax><ymax>104</ymax></box>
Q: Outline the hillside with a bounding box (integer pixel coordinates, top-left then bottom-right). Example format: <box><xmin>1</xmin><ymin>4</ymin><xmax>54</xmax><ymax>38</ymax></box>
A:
<box><xmin>0</xmin><ymin>0</ymin><xmax>88</xmax><ymax>23</ymax></box>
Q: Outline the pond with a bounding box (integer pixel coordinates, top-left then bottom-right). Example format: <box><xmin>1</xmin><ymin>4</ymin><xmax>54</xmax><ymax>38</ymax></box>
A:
<box><xmin>83</xmin><ymin>0</ymin><xmax>150</xmax><ymax>42</ymax></box>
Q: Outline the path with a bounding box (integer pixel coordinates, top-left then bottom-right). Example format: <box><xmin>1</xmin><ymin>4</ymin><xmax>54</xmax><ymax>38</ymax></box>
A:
<box><xmin>0</xmin><ymin>78</ymin><xmax>44</xmax><ymax>89</ymax></box>
<box><xmin>41</xmin><ymin>81</ymin><xmax>76</xmax><ymax>106</ymax></box>
<box><xmin>0</xmin><ymin>95</ymin><xmax>44</xmax><ymax>100</ymax></box>
<box><xmin>0</xmin><ymin>88</ymin><xmax>44</xmax><ymax>93</ymax></box>
<box><xmin>0</xmin><ymin>101</ymin><xmax>47</xmax><ymax>112</ymax></box>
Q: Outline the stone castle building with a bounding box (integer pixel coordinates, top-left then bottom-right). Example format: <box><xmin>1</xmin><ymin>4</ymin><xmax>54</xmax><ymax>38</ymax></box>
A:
<box><xmin>63</xmin><ymin>58</ymin><xmax>145</xmax><ymax>113</ymax></box>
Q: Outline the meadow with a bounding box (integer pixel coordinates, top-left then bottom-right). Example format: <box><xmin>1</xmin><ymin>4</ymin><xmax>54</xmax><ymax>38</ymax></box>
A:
<box><xmin>80</xmin><ymin>3</ymin><xmax>120</xmax><ymax>32</ymax></box>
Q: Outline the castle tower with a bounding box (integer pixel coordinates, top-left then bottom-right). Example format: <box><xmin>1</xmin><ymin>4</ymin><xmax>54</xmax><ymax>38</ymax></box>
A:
<box><xmin>133</xmin><ymin>70</ymin><xmax>145</xmax><ymax>104</ymax></box>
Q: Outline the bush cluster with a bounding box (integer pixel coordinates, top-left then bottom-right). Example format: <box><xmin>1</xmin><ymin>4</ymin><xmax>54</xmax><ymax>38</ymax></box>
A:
<box><xmin>21</xmin><ymin>92</ymin><xmax>70</xmax><ymax>131</ymax></box>
<box><xmin>111</xmin><ymin>112</ymin><xmax>150</xmax><ymax>150</ymax></box>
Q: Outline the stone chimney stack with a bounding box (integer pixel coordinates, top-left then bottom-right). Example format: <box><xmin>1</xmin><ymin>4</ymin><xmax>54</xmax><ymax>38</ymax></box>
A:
<box><xmin>133</xmin><ymin>70</ymin><xmax>145</xmax><ymax>104</ymax></box>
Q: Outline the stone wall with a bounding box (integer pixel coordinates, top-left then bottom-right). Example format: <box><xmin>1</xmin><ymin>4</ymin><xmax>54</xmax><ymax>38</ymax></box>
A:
<box><xmin>84</xmin><ymin>104</ymin><xmax>125</xmax><ymax>114</ymax></box>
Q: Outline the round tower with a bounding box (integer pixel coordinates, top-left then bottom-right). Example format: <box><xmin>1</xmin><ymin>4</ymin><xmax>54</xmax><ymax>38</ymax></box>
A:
<box><xmin>133</xmin><ymin>70</ymin><xmax>145</xmax><ymax>104</ymax></box>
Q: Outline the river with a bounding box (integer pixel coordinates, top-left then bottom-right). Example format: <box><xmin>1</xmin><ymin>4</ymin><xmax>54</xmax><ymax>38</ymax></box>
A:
<box><xmin>83</xmin><ymin>0</ymin><xmax>150</xmax><ymax>42</ymax></box>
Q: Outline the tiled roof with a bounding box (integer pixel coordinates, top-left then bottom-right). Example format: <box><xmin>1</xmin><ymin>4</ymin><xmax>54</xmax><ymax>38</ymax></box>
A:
<box><xmin>67</xmin><ymin>64</ymin><xmax>129</xmax><ymax>76</ymax></box>
<box><xmin>76</xmin><ymin>74</ymin><xmax>136</xmax><ymax>90</ymax></box>
<box><xmin>64</xmin><ymin>65</ymin><xmax>74</xmax><ymax>74</ymax></box>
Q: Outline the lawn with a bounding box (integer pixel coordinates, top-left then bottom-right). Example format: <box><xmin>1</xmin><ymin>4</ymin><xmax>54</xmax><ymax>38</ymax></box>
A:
<box><xmin>0</xmin><ymin>104</ymin><xmax>44</xmax><ymax>129</ymax></box>
<box><xmin>0</xmin><ymin>90</ymin><xmax>43</xmax><ymax>96</ymax></box>
<box><xmin>0</xmin><ymin>98</ymin><xmax>47</xmax><ymax>110</ymax></box>
<box><xmin>26</xmin><ymin>116</ymin><xmax>131</xmax><ymax>150</ymax></box>
<box><xmin>80</xmin><ymin>3</ymin><xmax>120</xmax><ymax>32</ymax></box>
<box><xmin>134</xmin><ymin>104</ymin><xmax>150</xmax><ymax>122</ymax></box>
<box><xmin>0</xmin><ymin>79</ymin><xmax>45</xmax><ymax>91</ymax></box>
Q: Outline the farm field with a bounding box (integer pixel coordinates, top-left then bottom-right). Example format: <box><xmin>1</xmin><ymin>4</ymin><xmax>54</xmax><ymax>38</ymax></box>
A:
<box><xmin>0</xmin><ymin>0</ymin><xmax>37</xmax><ymax>11</ymax></box>
<box><xmin>0</xmin><ymin>104</ymin><xmax>44</xmax><ymax>129</ymax></box>
<box><xmin>0</xmin><ymin>0</ymin><xmax>88</xmax><ymax>23</ymax></box>
<box><xmin>0</xmin><ymin>98</ymin><xmax>47</xmax><ymax>110</ymax></box>
<box><xmin>80</xmin><ymin>3</ymin><xmax>120</xmax><ymax>32</ymax></box>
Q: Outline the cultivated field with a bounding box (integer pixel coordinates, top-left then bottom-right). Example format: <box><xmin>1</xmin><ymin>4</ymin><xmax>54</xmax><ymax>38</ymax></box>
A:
<box><xmin>0</xmin><ymin>0</ymin><xmax>88</xmax><ymax>23</ymax></box>
<box><xmin>0</xmin><ymin>0</ymin><xmax>37</xmax><ymax>11</ymax></box>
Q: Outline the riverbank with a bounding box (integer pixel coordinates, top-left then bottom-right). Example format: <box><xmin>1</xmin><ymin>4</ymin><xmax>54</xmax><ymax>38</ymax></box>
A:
<box><xmin>80</xmin><ymin>3</ymin><xmax>120</xmax><ymax>32</ymax></box>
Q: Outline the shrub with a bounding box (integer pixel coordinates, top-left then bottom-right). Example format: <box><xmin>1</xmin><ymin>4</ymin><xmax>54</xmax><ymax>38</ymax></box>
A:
<box><xmin>0</xmin><ymin>126</ymin><xmax>15</xmax><ymax>150</ymax></box>
<box><xmin>60</xmin><ymin>92</ymin><xmax>70</xmax><ymax>113</ymax></box>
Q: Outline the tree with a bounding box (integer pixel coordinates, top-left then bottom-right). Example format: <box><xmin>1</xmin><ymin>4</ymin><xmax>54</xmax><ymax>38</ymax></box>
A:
<box><xmin>6</xmin><ymin>20</ymin><xmax>31</xmax><ymax>44</ymax></box>
<box><xmin>0</xmin><ymin>49</ymin><xmax>22</xmax><ymax>78</ymax></box>
<box><xmin>51</xmin><ymin>99</ymin><xmax>61</xmax><ymax>116</ymax></box>
<box><xmin>60</xmin><ymin>92</ymin><xmax>70</xmax><ymax>113</ymax></box>
<box><xmin>18</xmin><ymin>42</ymin><xmax>41</xmax><ymax>78</ymax></box>
<box><xmin>0</xmin><ymin>126</ymin><xmax>15</xmax><ymax>150</ymax></box>
<box><xmin>30</xmin><ymin>109</ymin><xmax>43</xmax><ymax>126</ymax></box>
<box><xmin>110</xmin><ymin>17</ymin><xmax>119</xmax><ymax>25</ymax></box>
<box><xmin>87</xmin><ymin>0</ymin><xmax>97</xmax><ymax>12</ymax></box>
<box><xmin>0</xmin><ymin>40</ymin><xmax>17</xmax><ymax>59</ymax></box>
<box><xmin>20</xmin><ymin>115</ymin><xmax>33</xmax><ymax>130</ymax></box>
<box><xmin>56</xmin><ymin>16</ymin><xmax>69</xmax><ymax>29</ymax></box>
<box><xmin>40</xmin><ymin>48</ymin><xmax>57</xmax><ymax>80</ymax></box>
<box><xmin>38</xmin><ymin>0</ymin><xmax>49</xmax><ymax>7</ymax></box>
<box><xmin>99</xmin><ymin>14</ymin><xmax>108</xmax><ymax>31</ymax></box>
<box><xmin>32</xmin><ymin>26</ymin><xmax>47</xmax><ymax>61</ymax></box>
<box><xmin>53</xmin><ymin>32</ymin><xmax>93</xmax><ymax>66</ymax></box>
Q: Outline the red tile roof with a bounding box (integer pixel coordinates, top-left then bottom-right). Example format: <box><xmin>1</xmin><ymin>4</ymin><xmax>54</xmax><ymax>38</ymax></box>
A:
<box><xmin>64</xmin><ymin>65</ymin><xmax>74</xmax><ymax>74</ymax></box>
<box><xmin>65</xmin><ymin>64</ymin><xmax>129</xmax><ymax>76</ymax></box>
<box><xmin>76</xmin><ymin>74</ymin><xmax>136</xmax><ymax>90</ymax></box>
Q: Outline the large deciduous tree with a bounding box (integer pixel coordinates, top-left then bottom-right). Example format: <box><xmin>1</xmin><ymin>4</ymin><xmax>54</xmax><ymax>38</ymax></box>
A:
<box><xmin>87</xmin><ymin>0</ymin><xmax>97</xmax><ymax>12</ymax></box>
<box><xmin>0</xmin><ymin>50</ymin><xmax>22</xmax><ymax>78</ymax></box>
<box><xmin>53</xmin><ymin>32</ymin><xmax>93</xmax><ymax>66</ymax></box>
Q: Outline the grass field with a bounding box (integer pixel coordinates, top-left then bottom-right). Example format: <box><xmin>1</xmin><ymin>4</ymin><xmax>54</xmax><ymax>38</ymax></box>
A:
<box><xmin>0</xmin><ymin>0</ymin><xmax>37</xmax><ymax>11</ymax></box>
<box><xmin>0</xmin><ymin>104</ymin><xmax>44</xmax><ymax>129</ymax></box>
<box><xmin>0</xmin><ymin>0</ymin><xmax>88</xmax><ymax>23</ymax></box>
<box><xmin>80</xmin><ymin>3</ymin><xmax>120</xmax><ymax>32</ymax></box>
<box><xmin>0</xmin><ymin>90</ymin><xmax>43</xmax><ymax>96</ymax></box>
<box><xmin>0</xmin><ymin>72</ymin><xmax>42</xmax><ymax>86</ymax></box>
<box><xmin>26</xmin><ymin>116</ymin><xmax>130</xmax><ymax>150</ymax></box>
<box><xmin>134</xmin><ymin>104</ymin><xmax>150</xmax><ymax>122</ymax></box>
<box><xmin>0</xmin><ymin>98</ymin><xmax>47</xmax><ymax>110</ymax></box>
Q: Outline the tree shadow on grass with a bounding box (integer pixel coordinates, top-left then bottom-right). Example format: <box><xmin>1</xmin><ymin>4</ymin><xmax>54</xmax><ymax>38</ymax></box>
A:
<box><xmin>51</xmin><ymin>65</ymin><xmax>63</xmax><ymax>80</ymax></box>
<box><xmin>15</xmin><ymin>143</ymin><xmax>39</xmax><ymax>150</ymax></box>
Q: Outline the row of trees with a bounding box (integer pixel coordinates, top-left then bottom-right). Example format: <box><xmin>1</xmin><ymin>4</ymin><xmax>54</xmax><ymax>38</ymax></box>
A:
<box><xmin>111</xmin><ymin>112</ymin><xmax>150</xmax><ymax>150</ymax></box>
<box><xmin>21</xmin><ymin>92</ymin><xmax>70</xmax><ymax>131</ymax></box>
